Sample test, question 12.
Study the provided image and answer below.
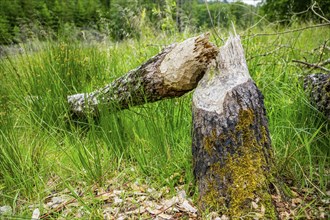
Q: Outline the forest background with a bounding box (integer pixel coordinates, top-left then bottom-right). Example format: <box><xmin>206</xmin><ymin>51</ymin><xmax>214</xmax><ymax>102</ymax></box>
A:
<box><xmin>0</xmin><ymin>0</ymin><xmax>329</xmax><ymax>44</ymax></box>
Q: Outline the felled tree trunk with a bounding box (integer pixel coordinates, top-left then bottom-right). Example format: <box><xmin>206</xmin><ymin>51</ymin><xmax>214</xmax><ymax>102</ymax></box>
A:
<box><xmin>192</xmin><ymin>36</ymin><xmax>277</xmax><ymax>218</ymax></box>
<box><xmin>68</xmin><ymin>35</ymin><xmax>218</xmax><ymax>119</ymax></box>
<box><xmin>304</xmin><ymin>73</ymin><xmax>330</xmax><ymax>120</ymax></box>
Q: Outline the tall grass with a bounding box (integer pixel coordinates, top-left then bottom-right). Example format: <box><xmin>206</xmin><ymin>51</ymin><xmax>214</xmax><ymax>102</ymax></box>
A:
<box><xmin>242</xmin><ymin>25</ymin><xmax>329</xmax><ymax>191</ymax></box>
<box><xmin>0</xmin><ymin>35</ymin><xmax>195</xmax><ymax>216</ymax></box>
<box><xmin>0</xmin><ymin>25</ymin><xmax>329</xmax><ymax>217</ymax></box>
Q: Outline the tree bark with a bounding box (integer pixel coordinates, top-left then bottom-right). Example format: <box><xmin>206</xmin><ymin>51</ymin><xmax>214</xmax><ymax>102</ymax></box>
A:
<box><xmin>304</xmin><ymin>73</ymin><xmax>330</xmax><ymax>120</ymax></box>
<box><xmin>192</xmin><ymin>36</ymin><xmax>277</xmax><ymax>218</ymax></box>
<box><xmin>68</xmin><ymin>34</ymin><xmax>218</xmax><ymax>119</ymax></box>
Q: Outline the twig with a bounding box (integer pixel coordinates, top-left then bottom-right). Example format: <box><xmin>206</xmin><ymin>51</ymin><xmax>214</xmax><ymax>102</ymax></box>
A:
<box><xmin>319</xmin><ymin>58</ymin><xmax>330</xmax><ymax>66</ymax></box>
<box><xmin>292</xmin><ymin>59</ymin><xmax>330</xmax><ymax>73</ymax></box>
<box><xmin>292</xmin><ymin>157</ymin><xmax>326</xmax><ymax>196</ymax></box>
<box><xmin>203</xmin><ymin>0</ymin><xmax>223</xmax><ymax>44</ymax></box>
<box><xmin>146</xmin><ymin>44</ymin><xmax>165</xmax><ymax>47</ymax></box>
<box><xmin>247</xmin><ymin>45</ymin><xmax>288</xmax><ymax>61</ymax></box>
<box><xmin>243</xmin><ymin>15</ymin><xmax>268</xmax><ymax>34</ymax></box>
<box><xmin>243</xmin><ymin>23</ymin><xmax>330</xmax><ymax>38</ymax></box>
<box><xmin>40</xmin><ymin>198</ymin><xmax>78</xmax><ymax>219</ymax></box>
<box><xmin>317</xmin><ymin>40</ymin><xmax>328</xmax><ymax>64</ymax></box>
<box><xmin>311</xmin><ymin>2</ymin><xmax>330</xmax><ymax>23</ymax></box>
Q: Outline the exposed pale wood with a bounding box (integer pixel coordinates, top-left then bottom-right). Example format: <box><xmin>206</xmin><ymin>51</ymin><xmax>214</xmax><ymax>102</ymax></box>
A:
<box><xmin>68</xmin><ymin>34</ymin><xmax>218</xmax><ymax>118</ymax></box>
<box><xmin>192</xmin><ymin>36</ymin><xmax>277</xmax><ymax>218</ymax></box>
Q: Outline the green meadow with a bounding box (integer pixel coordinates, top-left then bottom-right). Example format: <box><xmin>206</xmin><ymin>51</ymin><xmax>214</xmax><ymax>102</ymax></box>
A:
<box><xmin>1</xmin><ymin>23</ymin><xmax>329</xmax><ymax>218</ymax></box>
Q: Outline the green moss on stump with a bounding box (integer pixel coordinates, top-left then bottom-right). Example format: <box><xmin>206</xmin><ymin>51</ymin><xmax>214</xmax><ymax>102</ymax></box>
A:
<box><xmin>201</xmin><ymin>109</ymin><xmax>276</xmax><ymax>219</ymax></box>
<box><xmin>203</xmin><ymin>129</ymin><xmax>217</xmax><ymax>156</ymax></box>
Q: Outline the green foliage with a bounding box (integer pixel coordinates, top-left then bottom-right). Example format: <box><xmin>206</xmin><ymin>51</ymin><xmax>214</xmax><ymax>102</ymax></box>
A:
<box><xmin>261</xmin><ymin>0</ymin><xmax>330</xmax><ymax>23</ymax></box>
<box><xmin>192</xmin><ymin>1</ymin><xmax>257</xmax><ymax>30</ymax></box>
<box><xmin>0</xmin><ymin>0</ymin><xmax>263</xmax><ymax>44</ymax></box>
<box><xmin>0</xmin><ymin>16</ymin><xmax>11</xmax><ymax>43</ymax></box>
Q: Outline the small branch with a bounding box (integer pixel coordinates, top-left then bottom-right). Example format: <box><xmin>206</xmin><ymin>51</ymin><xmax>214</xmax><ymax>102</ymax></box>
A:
<box><xmin>243</xmin><ymin>23</ymin><xmax>330</xmax><ymax>38</ymax></box>
<box><xmin>247</xmin><ymin>45</ymin><xmax>288</xmax><ymax>61</ymax></box>
<box><xmin>40</xmin><ymin>198</ymin><xmax>78</xmax><ymax>219</ymax></box>
<box><xmin>243</xmin><ymin>15</ymin><xmax>268</xmax><ymax>34</ymax></box>
<box><xmin>292</xmin><ymin>59</ymin><xmax>330</xmax><ymax>73</ymax></box>
<box><xmin>292</xmin><ymin>157</ymin><xmax>326</xmax><ymax>196</ymax></box>
<box><xmin>146</xmin><ymin>44</ymin><xmax>165</xmax><ymax>47</ymax></box>
<box><xmin>203</xmin><ymin>0</ymin><xmax>223</xmax><ymax>44</ymax></box>
<box><xmin>311</xmin><ymin>2</ymin><xmax>330</xmax><ymax>23</ymax></box>
<box><xmin>319</xmin><ymin>58</ymin><xmax>330</xmax><ymax>66</ymax></box>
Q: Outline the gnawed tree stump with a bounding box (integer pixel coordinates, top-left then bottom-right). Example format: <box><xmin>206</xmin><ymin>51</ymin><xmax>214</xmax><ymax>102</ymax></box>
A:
<box><xmin>192</xmin><ymin>36</ymin><xmax>277</xmax><ymax>218</ymax></box>
<box><xmin>304</xmin><ymin>73</ymin><xmax>330</xmax><ymax>120</ymax></box>
<box><xmin>68</xmin><ymin>34</ymin><xmax>218</xmax><ymax>119</ymax></box>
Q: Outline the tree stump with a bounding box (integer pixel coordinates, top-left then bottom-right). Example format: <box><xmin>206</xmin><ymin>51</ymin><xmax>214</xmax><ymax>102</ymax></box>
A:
<box><xmin>68</xmin><ymin>34</ymin><xmax>218</xmax><ymax>119</ymax></box>
<box><xmin>192</xmin><ymin>36</ymin><xmax>277</xmax><ymax>218</ymax></box>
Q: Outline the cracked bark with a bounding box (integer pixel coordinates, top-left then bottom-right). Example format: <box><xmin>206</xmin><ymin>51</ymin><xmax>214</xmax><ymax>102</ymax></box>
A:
<box><xmin>304</xmin><ymin>73</ymin><xmax>330</xmax><ymax>120</ymax></box>
<box><xmin>67</xmin><ymin>34</ymin><xmax>218</xmax><ymax>119</ymax></box>
<box><xmin>192</xmin><ymin>36</ymin><xmax>277</xmax><ymax>218</ymax></box>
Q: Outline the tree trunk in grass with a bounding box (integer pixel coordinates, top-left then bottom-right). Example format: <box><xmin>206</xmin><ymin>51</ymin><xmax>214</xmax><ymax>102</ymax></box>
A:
<box><xmin>304</xmin><ymin>73</ymin><xmax>330</xmax><ymax>120</ymax></box>
<box><xmin>192</xmin><ymin>36</ymin><xmax>277</xmax><ymax>218</ymax></box>
<box><xmin>67</xmin><ymin>34</ymin><xmax>218</xmax><ymax>119</ymax></box>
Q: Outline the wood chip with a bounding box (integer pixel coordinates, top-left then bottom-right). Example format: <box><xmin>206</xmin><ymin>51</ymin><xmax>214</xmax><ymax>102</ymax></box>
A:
<box><xmin>178</xmin><ymin>200</ymin><xmax>197</xmax><ymax>213</ymax></box>
<box><xmin>158</xmin><ymin>213</ymin><xmax>172</xmax><ymax>219</ymax></box>
<box><xmin>32</xmin><ymin>208</ymin><xmax>40</xmax><ymax>220</ymax></box>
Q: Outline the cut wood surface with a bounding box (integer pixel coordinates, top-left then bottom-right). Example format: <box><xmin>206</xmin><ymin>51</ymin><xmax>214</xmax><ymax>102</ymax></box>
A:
<box><xmin>192</xmin><ymin>36</ymin><xmax>277</xmax><ymax>218</ymax></box>
<box><xmin>68</xmin><ymin>34</ymin><xmax>218</xmax><ymax>118</ymax></box>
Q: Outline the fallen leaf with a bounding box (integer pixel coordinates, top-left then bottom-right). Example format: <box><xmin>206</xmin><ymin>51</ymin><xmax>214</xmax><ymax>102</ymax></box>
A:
<box><xmin>290</xmin><ymin>189</ymin><xmax>299</xmax><ymax>197</ymax></box>
<box><xmin>137</xmin><ymin>195</ymin><xmax>146</xmax><ymax>202</ymax></box>
<box><xmin>113</xmin><ymin>190</ymin><xmax>123</xmax><ymax>195</ymax></box>
<box><xmin>252</xmin><ymin>201</ymin><xmax>258</xmax><ymax>209</ymax></box>
<box><xmin>32</xmin><ymin>208</ymin><xmax>40</xmax><ymax>220</ymax></box>
<box><xmin>206</xmin><ymin>212</ymin><xmax>219</xmax><ymax>219</ymax></box>
<box><xmin>177</xmin><ymin>190</ymin><xmax>187</xmax><ymax>201</ymax></box>
<box><xmin>96</xmin><ymin>192</ymin><xmax>113</xmax><ymax>201</ymax></box>
<box><xmin>220</xmin><ymin>214</ymin><xmax>230</xmax><ymax>220</ymax></box>
<box><xmin>0</xmin><ymin>205</ymin><xmax>12</xmax><ymax>215</ymax></box>
<box><xmin>114</xmin><ymin>196</ymin><xmax>123</xmax><ymax>204</ymax></box>
<box><xmin>145</xmin><ymin>200</ymin><xmax>163</xmax><ymax>210</ymax></box>
<box><xmin>117</xmin><ymin>215</ymin><xmax>126</xmax><ymax>220</ymax></box>
<box><xmin>158</xmin><ymin>213</ymin><xmax>172</xmax><ymax>219</ymax></box>
<box><xmin>291</xmin><ymin>198</ymin><xmax>303</xmax><ymax>205</ymax></box>
<box><xmin>260</xmin><ymin>204</ymin><xmax>265</xmax><ymax>215</ymax></box>
<box><xmin>178</xmin><ymin>200</ymin><xmax>197</xmax><ymax>213</ymax></box>
<box><xmin>146</xmin><ymin>207</ymin><xmax>162</xmax><ymax>215</ymax></box>
<box><xmin>126</xmin><ymin>207</ymin><xmax>146</xmax><ymax>215</ymax></box>
<box><xmin>103</xmin><ymin>206</ymin><xmax>120</xmax><ymax>215</ymax></box>
<box><xmin>163</xmin><ymin>197</ymin><xmax>179</xmax><ymax>209</ymax></box>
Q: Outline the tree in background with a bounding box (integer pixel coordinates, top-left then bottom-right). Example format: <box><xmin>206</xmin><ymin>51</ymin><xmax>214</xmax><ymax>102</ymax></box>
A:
<box><xmin>3</xmin><ymin>0</ymin><xmax>325</xmax><ymax>45</ymax></box>
<box><xmin>261</xmin><ymin>0</ymin><xmax>330</xmax><ymax>22</ymax></box>
<box><xmin>192</xmin><ymin>1</ymin><xmax>256</xmax><ymax>30</ymax></box>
